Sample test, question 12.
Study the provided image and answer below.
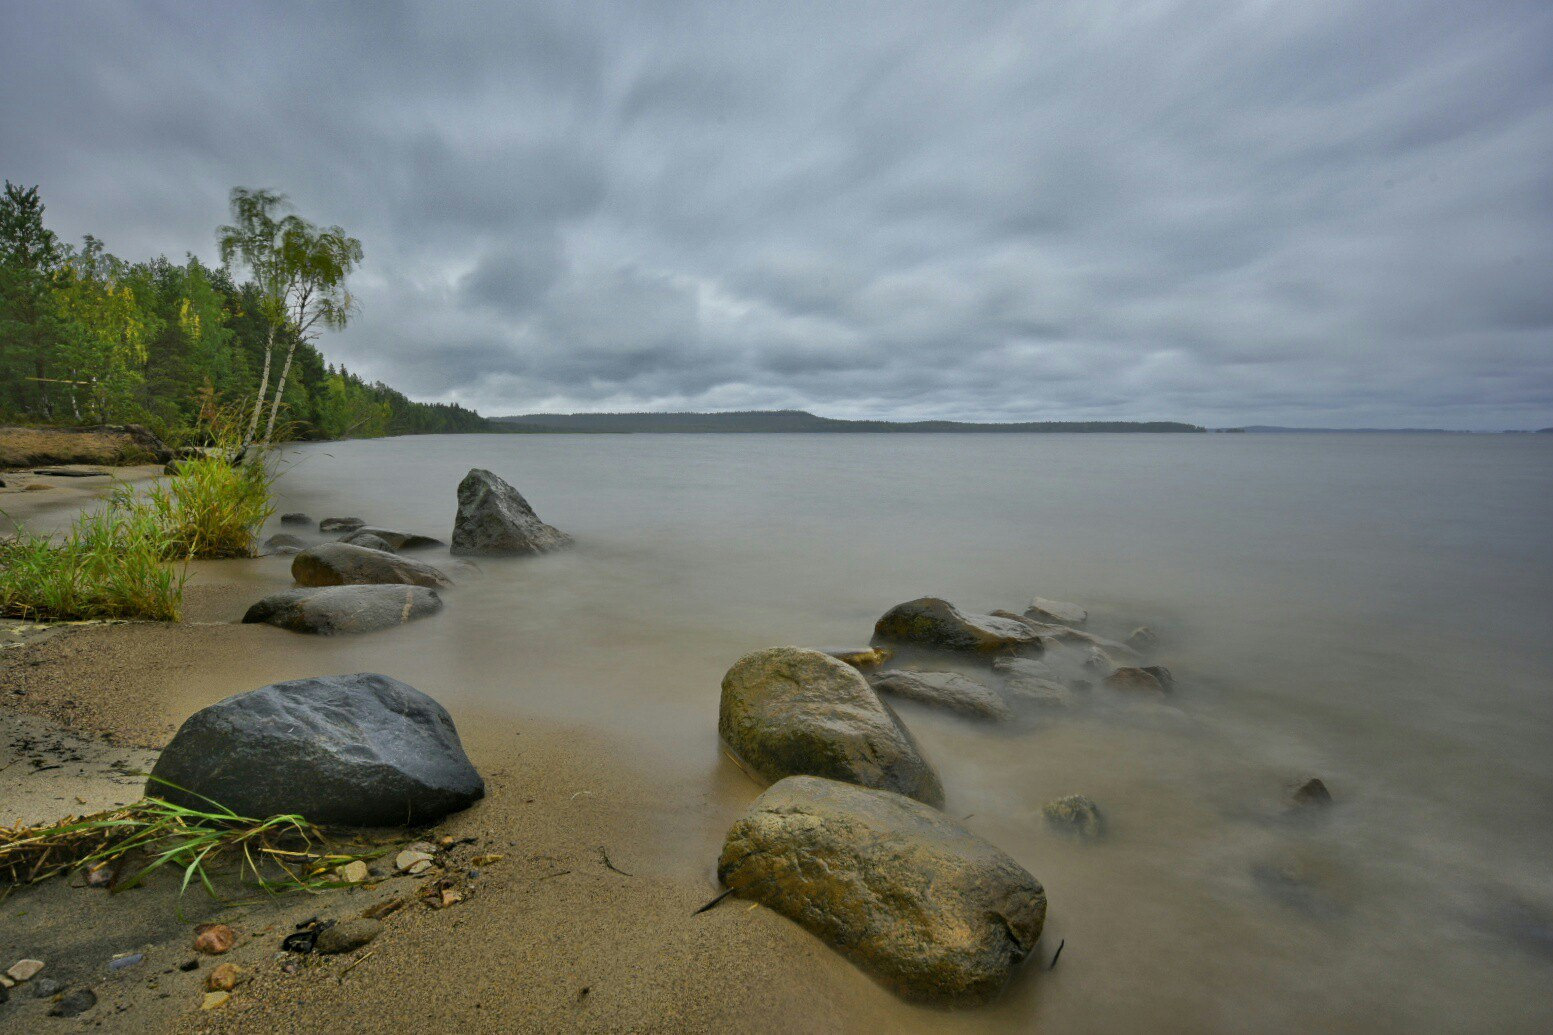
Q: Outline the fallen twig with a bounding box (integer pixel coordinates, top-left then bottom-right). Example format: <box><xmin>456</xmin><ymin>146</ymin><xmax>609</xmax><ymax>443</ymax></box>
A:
<box><xmin>598</xmin><ymin>846</ymin><xmax>635</xmax><ymax>878</ymax></box>
<box><xmin>1049</xmin><ymin>938</ymin><xmax>1065</xmax><ymax>970</ymax></box>
<box><xmin>720</xmin><ymin>749</ymin><xmax>760</xmax><ymax>786</ymax></box>
<box><xmin>339</xmin><ymin>950</ymin><xmax>374</xmax><ymax>980</ymax></box>
<box><xmin>692</xmin><ymin>887</ymin><xmax>735</xmax><ymax>916</ymax></box>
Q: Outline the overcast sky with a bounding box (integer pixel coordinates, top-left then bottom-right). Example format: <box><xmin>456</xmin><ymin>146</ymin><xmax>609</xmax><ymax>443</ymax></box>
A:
<box><xmin>4</xmin><ymin>1</ymin><xmax>1551</xmax><ymax>428</ymax></box>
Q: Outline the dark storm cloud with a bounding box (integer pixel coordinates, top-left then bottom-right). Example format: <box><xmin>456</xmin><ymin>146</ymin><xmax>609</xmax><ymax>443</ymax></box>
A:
<box><xmin>3</xmin><ymin>0</ymin><xmax>1551</xmax><ymax>427</ymax></box>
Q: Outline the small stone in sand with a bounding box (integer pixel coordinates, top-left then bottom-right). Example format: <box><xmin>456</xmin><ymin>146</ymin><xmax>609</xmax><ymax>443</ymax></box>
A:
<box><xmin>108</xmin><ymin>952</ymin><xmax>144</xmax><ymax>971</ymax></box>
<box><xmin>49</xmin><ymin>988</ymin><xmax>97</xmax><ymax>1017</ymax></box>
<box><xmin>32</xmin><ymin>977</ymin><xmax>64</xmax><ymax>998</ymax></box>
<box><xmin>193</xmin><ymin>924</ymin><xmax>235</xmax><ymax>955</ymax></box>
<box><xmin>6</xmin><ymin>959</ymin><xmax>44</xmax><ymax>982</ymax></box>
<box><xmin>201</xmin><ymin>990</ymin><xmax>231</xmax><ymax>1010</ymax></box>
<box><xmin>314</xmin><ymin>917</ymin><xmax>383</xmax><ymax>955</ymax></box>
<box><xmin>396</xmin><ymin>849</ymin><xmax>434</xmax><ymax>873</ymax></box>
<box><xmin>206</xmin><ymin>963</ymin><xmax>241</xmax><ymax>992</ymax></box>
<box><xmin>336</xmin><ymin>860</ymin><xmax>370</xmax><ymax>883</ymax></box>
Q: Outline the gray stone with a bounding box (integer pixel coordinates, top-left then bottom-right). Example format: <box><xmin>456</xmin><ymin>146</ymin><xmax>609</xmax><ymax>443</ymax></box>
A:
<box><xmin>242</xmin><ymin>585</ymin><xmax>444</xmax><ymax>636</ymax></box>
<box><xmin>993</xmin><ymin>657</ymin><xmax>1078</xmax><ymax>708</ymax></box>
<box><xmin>292</xmin><ymin>542</ymin><xmax>452</xmax><ymax>590</ymax></box>
<box><xmin>450</xmin><ymin>468</ymin><xmax>572</xmax><ymax>556</ymax></box>
<box><xmin>315</xmin><ymin>917</ymin><xmax>383</xmax><ymax>955</ymax></box>
<box><xmin>1024</xmin><ymin>597</ymin><xmax>1088</xmax><ymax>626</ymax></box>
<box><xmin>873</xmin><ymin>598</ymin><xmax>1042</xmax><ymax>654</ymax></box>
<box><xmin>1043</xmin><ymin>794</ymin><xmax>1104</xmax><ymax>840</ymax></box>
<box><xmin>1141</xmin><ymin>665</ymin><xmax>1175</xmax><ymax>691</ymax></box>
<box><xmin>719</xmin><ymin>647</ymin><xmax>943</xmax><ymax>806</ymax></box>
<box><xmin>718</xmin><ymin>776</ymin><xmax>1046</xmax><ymax>1004</ymax></box>
<box><xmin>352</xmin><ymin>526</ymin><xmax>444</xmax><ymax>550</ymax></box>
<box><xmin>1104</xmin><ymin>667</ymin><xmax>1167</xmax><ymax>695</ymax></box>
<box><xmin>871</xmin><ymin>670</ymin><xmax>1010</xmax><ymax>721</ymax></box>
<box><xmin>1292</xmin><ymin>777</ymin><xmax>1332</xmax><ymax>809</ymax></box>
<box><xmin>147</xmin><ymin>673</ymin><xmax>485</xmax><ymax>826</ymax></box>
<box><xmin>260</xmin><ymin>533</ymin><xmax>306</xmax><ymax>557</ymax></box>
<box><xmin>279</xmin><ymin>512</ymin><xmax>311</xmax><ymax>526</ymax></box>
<box><xmin>1127</xmin><ymin>626</ymin><xmax>1160</xmax><ymax>651</ymax></box>
<box><xmin>340</xmin><ymin>531</ymin><xmax>396</xmax><ymax>553</ymax></box>
<box><xmin>30</xmin><ymin>977</ymin><xmax>63</xmax><ymax>998</ymax></box>
<box><xmin>318</xmin><ymin>516</ymin><xmax>365</xmax><ymax>533</ymax></box>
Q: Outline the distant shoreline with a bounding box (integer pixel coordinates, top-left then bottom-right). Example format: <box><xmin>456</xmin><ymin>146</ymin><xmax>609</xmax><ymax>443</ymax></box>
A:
<box><xmin>494</xmin><ymin>409</ymin><xmax>1206</xmax><ymax>434</ymax></box>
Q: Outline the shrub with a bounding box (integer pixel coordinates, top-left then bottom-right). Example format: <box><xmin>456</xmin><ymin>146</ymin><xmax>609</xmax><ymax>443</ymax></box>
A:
<box><xmin>146</xmin><ymin>452</ymin><xmax>275</xmax><ymax>559</ymax></box>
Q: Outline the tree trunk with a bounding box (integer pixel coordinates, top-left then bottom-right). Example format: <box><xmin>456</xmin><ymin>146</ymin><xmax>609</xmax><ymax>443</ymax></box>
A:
<box><xmin>245</xmin><ymin>324</ymin><xmax>275</xmax><ymax>447</ymax></box>
<box><xmin>263</xmin><ymin>336</ymin><xmax>299</xmax><ymax>445</ymax></box>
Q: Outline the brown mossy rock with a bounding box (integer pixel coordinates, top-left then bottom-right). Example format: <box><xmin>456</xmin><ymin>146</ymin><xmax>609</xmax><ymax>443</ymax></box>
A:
<box><xmin>450</xmin><ymin>468</ymin><xmax>573</xmax><ymax>557</ymax></box>
<box><xmin>1104</xmin><ymin>666</ymin><xmax>1167</xmax><ymax>694</ymax></box>
<box><xmin>873</xmin><ymin>598</ymin><xmax>1042</xmax><ymax>654</ymax></box>
<box><xmin>242</xmin><ymin>584</ymin><xmax>443</xmax><ymax>635</ymax></box>
<box><xmin>871</xmin><ymin>670</ymin><xmax>1011</xmax><ymax>721</ymax></box>
<box><xmin>719</xmin><ymin>647</ymin><xmax>943</xmax><ymax>806</ymax></box>
<box><xmin>717</xmin><ymin>776</ymin><xmax>1047</xmax><ymax>1004</ymax></box>
<box><xmin>821</xmin><ymin>646</ymin><xmax>893</xmax><ymax>670</ymax></box>
<box><xmin>292</xmin><ymin>542</ymin><xmax>452</xmax><ymax>589</ymax></box>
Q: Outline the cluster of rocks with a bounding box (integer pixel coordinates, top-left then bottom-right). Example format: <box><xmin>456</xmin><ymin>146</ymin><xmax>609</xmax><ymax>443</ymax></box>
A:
<box><xmin>0</xmin><ymin>958</ymin><xmax>94</xmax><ymax>1018</ymax></box>
<box><xmin>708</xmin><ymin>592</ymin><xmax>1235</xmax><ymax>1003</ymax></box>
<box><xmin>244</xmin><ymin>467</ymin><xmax>570</xmax><ymax>637</ymax></box>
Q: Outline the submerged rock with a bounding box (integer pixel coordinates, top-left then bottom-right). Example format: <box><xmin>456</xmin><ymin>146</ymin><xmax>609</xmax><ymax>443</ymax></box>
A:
<box><xmin>279</xmin><ymin>512</ymin><xmax>311</xmax><ymax>526</ymax></box>
<box><xmin>1103</xmin><ymin>667</ymin><xmax>1167</xmax><ymax>695</ymax></box>
<box><xmin>993</xmin><ymin>657</ymin><xmax>1078</xmax><ymax>708</ymax></box>
<box><xmin>871</xmin><ymin>670</ymin><xmax>1011</xmax><ymax>721</ymax></box>
<box><xmin>340</xmin><ymin>530</ymin><xmax>396</xmax><ymax>553</ymax></box>
<box><xmin>1291</xmin><ymin>777</ymin><xmax>1332</xmax><ymax>809</ymax></box>
<box><xmin>318</xmin><ymin>516</ymin><xmax>365</xmax><ymax>533</ymax></box>
<box><xmin>719</xmin><ymin>647</ymin><xmax>943</xmax><ymax>806</ymax></box>
<box><xmin>450</xmin><ymin>468</ymin><xmax>572</xmax><ymax>557</ymax></box>
<box><xmin>718</xmin><ymin>776</ymin><xmax>1046</xmax><ymax>1004</ymax></box>
<box><xmin>1024</xmin><ymin>597</ymin><xmax>1088</xmax><ymax>626</ymax></box>
<box><xmin>1127</xmin><ymin>626</ymin><xmax>1160</xmax><ymax>651</ymax></box>
<box><xmin>147</xmin><ymin>672</ymin><xmax>485</xmax><ymax>826</ymax></box>
<box><xmin>1141</xmin><ymin>665</ymin><xmax>1175</xmax><ymax>691</ymax></box>
<box><xmin>292</xmin><ymin>542</ymin><xmax>452</xmax><ymax>590</ymax></box>
<box><xmin>242</xmin><ymin>585</ymin><xmax>443</xmax><ymax>636</ymax></box>
<box><xmin>1043</xmin><ymin>795</ymin><xmax>1104</xmax><ymax>840</ymax></box>
<box><xmin>873</xmin><ymin>598</ymin><xmax>1042</xmax><ymax>654</ymax></box>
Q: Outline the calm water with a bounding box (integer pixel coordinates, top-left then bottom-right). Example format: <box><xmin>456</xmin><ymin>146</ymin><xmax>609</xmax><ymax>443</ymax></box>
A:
<box><xmin>263</xmin><ymin>433</ymin><xmax>1551</xmax><ymax>1031</ymax></box>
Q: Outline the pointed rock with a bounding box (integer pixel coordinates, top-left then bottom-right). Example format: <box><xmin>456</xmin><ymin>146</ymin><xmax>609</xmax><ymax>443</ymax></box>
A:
<box><xmin>450</xmin><ymin>468</ymin><xmax>572</xmax><ymax>556</ymax></box>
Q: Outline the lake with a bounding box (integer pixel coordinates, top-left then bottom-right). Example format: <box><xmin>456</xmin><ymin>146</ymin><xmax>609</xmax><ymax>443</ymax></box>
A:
<box><xmin>267</xmin><ymin>431</ymin><xmax>1553</xmax><ymax>1032</ymax></box>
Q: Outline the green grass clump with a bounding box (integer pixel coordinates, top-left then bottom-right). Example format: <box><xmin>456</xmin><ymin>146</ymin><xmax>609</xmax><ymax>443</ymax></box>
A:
<box><xmin>145</xmin><ymin>452</ymin><xmax>276</xmax><ymax>559</ymax></box>
<box><xmin>0</xmin><ymin>779</ymin><xmax>384</xmax><ymax>907</ymax></box>
<box><xmin>0</xmin><ymin>489</ymin><xmax>186</xmax><ymax>621</ymax></box>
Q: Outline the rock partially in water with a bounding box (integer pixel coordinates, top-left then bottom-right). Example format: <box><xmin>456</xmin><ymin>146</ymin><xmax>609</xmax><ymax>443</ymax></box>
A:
<box><xmin>719</xmin><ymin>647</ymin><xmax>944</xmax><ymax>806</ymax></box>
<box><xmin>315</xmin><ymin>917</ymin><xmax>382</xmax><ymax>955</ymax></box>
<box><xmin>718</xmin><ymin>775</ymin><xmax>1046</xmax><ymax>1004</ymax></box>
<box><xmin>340</xmin><ymin>530</ymin><xmax>396</xmax><ymax>553</ymax></box>
<box><xmin>260</xmin><ymin>532</ymin><xmax>306</xmax><ymax>556</ymax></box>
<box><xmin>279</xmin><ymin>512</ymin><xmax>311</xmax><ymax>526</ymax></box>
<box><xmin>318</xmin><ymin>516</ymin><xmax>365</xmax><ymax>533</ymax></box>
<box><xmin>292</xmin><ymin>542</ymin><xmax>453</xmax><ymax>590</ymax></box>
<box><xmin>993</xmin><ymin>657</ymin><xmax>1078</xmax><ymax>708</ymax></box>
<box><xmin>242</xmin><ymin>585</ymin><xmax>443</xmax><ymax>636</ymax></box>
<box><xmin>871</xmin><ymin>670</ymin><xmax>1011</xmax><ymax>721</ymax></box>
<box><xmin>353</xmin><ymin>526</ymin><xmax>444</xmax><ymax>550</ymax></box>
<box><xmin>147</xmin><ymin>672</ymin><xmax>485</xmax><ymax>826</ymax></box>
<box><xmin>1291</xmin><ymin>777</ymin><xmax>1332</xmax><ymax>809</ymax></box>
<box><xmin>873</xmin><ymin>598</ymin><xmax>1042</xmax><ymax>654</ymax></box>
<box><xmin>1043</xmin><ymin>794</ymin><xmax>1104</xmax><ymax>840</ymax></box>
<box><xmin>821</xmin><ymin>646</ymin><xmax>893</xmax><ymax>670</ymax></box>
<box><xmin>1024</xmin><ymin>597</ymin><xmax>1088</xmax><ymax>626</ymax></box>
<box><xmin>450</xmin><ymin>468</ymin><xmax>573</xmax><ymax>557</ymax></box>
<box><xmin>1142</xmin><ymin>665</ymin><xmax>1175</xmax><ymax>691</ymax></box>
<box><xmin>1103</xmin><ymin>667</ymin><xmax>1167</xmax><ymax>695</ymax></box>
<box><xmin>1127</xmin><ymin>626</ymin><xmax>1160</xmax><ymax>651</ymax></box>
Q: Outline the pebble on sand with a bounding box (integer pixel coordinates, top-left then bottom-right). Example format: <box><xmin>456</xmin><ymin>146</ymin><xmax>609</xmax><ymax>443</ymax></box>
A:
<box><xmin>5</xmin><ymin>959</ymin><xmax>44</xmax><ymax>983</ymax></box>
<box><xmin>193</xmin><ymin>924</ymin><xmax>236</xmax><ymax>955</ymax></box>
<box><xmin>206</xmin><ymin>963</ymin><xmax>241</xmax><ymax>992</ymax></box>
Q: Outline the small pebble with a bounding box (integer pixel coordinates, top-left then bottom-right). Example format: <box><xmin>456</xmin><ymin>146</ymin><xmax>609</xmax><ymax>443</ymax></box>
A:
<box><xmin>205</xmin><ymin>963</ymin><xmax>241</xmax><ymax>992</ymax></box>
<box><xmin>6</xmin><ymin>959</ymin><xmax>44</xmax><ymax>983</ymax></box>
<box><xmin>49</xmin><ymin>988</ymin><xmax>97</xmax><ymax>1018</ymax></box>
<box><xmin>193</xmin><ymin>924</ymin><xmax>235</xmax><ymax>955</ymax></box>
<box><xmin>336</xmin><ymin>860</ymin><xmax>370</xmax><ymax>884</ymax></box>
<box><xmin>395</xmin><ymin>849</ymin><xmax>434</xmax><ymax>873</ymax></box>
<box><xmin>108</xmin><ymin>953</ymin><xmax>144</xmax><ymax>972</ymax></box>
<box><xmin>201</xmin><ymin>990</ymin><xmax>231</xmax><ymax>1011</ymax></box>
<box><xmin>32</xmin><ymin>977</ymin><xmax>64</xmax><ymax>998</ymax></box>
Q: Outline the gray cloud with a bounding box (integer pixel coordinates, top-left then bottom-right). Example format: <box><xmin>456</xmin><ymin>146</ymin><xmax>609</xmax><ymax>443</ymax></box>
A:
<box><xmin>2</xmin><ymin>0</ymin><xmax>1550</xmax><ymax>428</ymax></box>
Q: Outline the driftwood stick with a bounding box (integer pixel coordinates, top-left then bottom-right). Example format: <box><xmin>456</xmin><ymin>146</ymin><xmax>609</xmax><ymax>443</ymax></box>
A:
<box><xmin>692</xmin><ymin>887</ymin><xmax>736</xmax><ymax>916</ymax></box>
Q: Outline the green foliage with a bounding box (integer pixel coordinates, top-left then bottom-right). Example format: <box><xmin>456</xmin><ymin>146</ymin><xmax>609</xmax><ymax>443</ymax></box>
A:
<box><xmin>146</xmin><ymin>453</ymin><xmax>276</xmax><ymax>559</ymax></box>
<box><xmin>0</xmin><ymin>181</ymin><xmax>497</xmax><ymax>439</ymax></box>
<box><xmin>0</xmin><ymin>488</ymin><xmax>186</xmax><ymax>621</ymax></box>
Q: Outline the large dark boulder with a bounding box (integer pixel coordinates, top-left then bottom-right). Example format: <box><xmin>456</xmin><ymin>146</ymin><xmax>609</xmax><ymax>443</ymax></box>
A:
<box><xmin>242</xmin><ymin>585</ymin><xmax>443</xmax><ymax>635</ymax></box>
<box><xmin>719</xmin><ymin>647</ymin><xmax>943</xmax><ymax>806</ymax></box>
<box><xmin>870</xmin><ymin>670</ymin><xmax>1010</xmax><ymax>721</ymax></box>
<box><xmin>873</xmin><ymin>597</ymin><xmax>1041</xmax><ymax>654</ymax></box>
<box><xmin>292</xmin><ymin>542</ymin><xmax>452</xmax><ymax>589</ymax></box>
<box><xmin>718</xmin><ymin>776</ymin><xmax>1047</xmax><ymax>1004</ymax></box>
<box><xmin>450</xmin><ymin>468</ymin><xmax>572</xmax><ymax>556</ymax></box>
<box><xmin>146</xmin><ymin>673</ymin><xmax>485</xmax><ymax>826</ymax></box>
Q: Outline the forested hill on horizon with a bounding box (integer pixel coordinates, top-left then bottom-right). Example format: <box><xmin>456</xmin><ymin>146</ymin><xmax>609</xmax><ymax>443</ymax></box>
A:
<box><xmin>496</xmin><ymin>410</ymin><xmax>1206</xmax><ymax>433</ymax></box>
